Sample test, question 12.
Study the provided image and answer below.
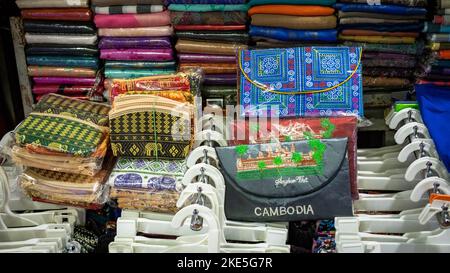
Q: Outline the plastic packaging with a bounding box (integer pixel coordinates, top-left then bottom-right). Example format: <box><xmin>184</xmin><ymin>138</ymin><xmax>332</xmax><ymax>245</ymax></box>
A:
<box><xmin>110</xmin><ymin>188</ymin><xmax>179</xmax><ymax>213</ymax></box>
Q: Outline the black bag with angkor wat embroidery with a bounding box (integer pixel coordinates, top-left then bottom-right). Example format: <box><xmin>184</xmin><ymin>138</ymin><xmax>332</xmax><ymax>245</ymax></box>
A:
<box><xmin>215</xmin><ymin>138</ymin><xmax>353</xmax><ymax>222</ymax></box>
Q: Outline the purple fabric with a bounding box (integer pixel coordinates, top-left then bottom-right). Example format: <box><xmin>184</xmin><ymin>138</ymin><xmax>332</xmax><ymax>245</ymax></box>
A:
<box><xmin>178</xmin><ymin>53</ymin><xmax>236</xmax><ymax>63</ymax></box>
<box><xmin>33</xmin><ymin>77</ymin><xmax>97</xmax><ymax>85</ymax></box>
<box><xmin>98</xmin><ymin>37</ymin><xmax>172</xmax><ymax>49</ymax></box>
<box><xmin>204</xmin><ymin>74</ymin><xmax>237</xmax><ymax>85</ymax></box>
<box><xmin>100</xmin><ymin>48</ymin><xmax>174</xmax><ymax>61</ymax></box>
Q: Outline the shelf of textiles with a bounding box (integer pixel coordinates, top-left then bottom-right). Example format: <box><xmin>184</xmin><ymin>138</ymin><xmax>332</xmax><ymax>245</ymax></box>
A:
<box><xmin>336</xmin><ymin>0</ymin><xmax>427</xmax><ymax>91</ymax></box>
<box><xmin>9</xmin><ymin>94</ymin><xmax>112</xmax><ymax>209</ymax></box>
<box><xmin>16</xmin><ymin>0</ymin><xmax>104</xmax><ymax>103</ymax></box>
<box><xmin>93</xmin><ymin>0</ymin><xmax>177</xmax><ymax>82</ymax></box>
<box><xmin>335</xmin><ymin>86</ymin><xmax>450</xmax><ymax>252</ymax></box>
<box><xmin>167</xmin><ymin>0</ymin><xmax>249</xmax><ymax>107</ymax></box>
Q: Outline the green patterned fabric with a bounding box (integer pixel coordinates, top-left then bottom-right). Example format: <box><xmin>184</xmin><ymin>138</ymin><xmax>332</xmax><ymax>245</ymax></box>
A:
<box><xmin>109</xmin><ymin>111</ymin><xmax>192</xmax><ymax>159</ymax></box>
<box><xmin>15</xmin><ymin>113</ymin><xmax>106</xmax><ymax>157</ymax></box>
<box><xmin>33</xmin><ymin>94</ymin><xmax>110</xmax><ymax>127</ymax></box>
<box><xmin>169</xmin><ymin>4</ymin><xmax>249</xmax><ymax>12</ymax></box>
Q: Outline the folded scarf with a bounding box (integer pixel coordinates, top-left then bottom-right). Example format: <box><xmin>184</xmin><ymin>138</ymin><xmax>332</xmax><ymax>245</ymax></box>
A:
<box><xmin>26</xmin><ymin>45</ymin><xmax>98</xmax><ymax>56</ymax></box>
<box><xmin>338</xmin><ymin>0</ymin><xmax>427</xmax><ymax>6</ymax></box>
<box><xmin>250</xmin><ymin>26</ymin><xmax>338</xmax><ymax>42</ymax></box>
<box><xmin>342</xmin><ymin>29</ymin><xmax>419</xmax><ymax>38</ymax></box>
<box><xmin>439</xmin><ymin>50</ymin><xmax>450</xmax><ymax>60</ymax></box>
<box><xmin>434</xmin><ymin>15</ymin><xmax>450</xmax><ymax>25</ymax></box>
<box><xmin>174</xmin><ymin>24</ymin><xmax>246</xmax><ymax>31</ymax></box>
<box><xmin>339</xmin><ymin>23</ymin><xmax>423</xmax><ymax>32</ymax></box>
<box><xmin>248</xmin><ymin>5</ymin><xmax>335</xmax><ymax>16</ymax></box>
<box><xmin>16</xmin><ymin>0</ymin><xmax>89</xmax><ymax>8</ymax></box>
<box><xmin>28</xmin><ymin>66</ymin><xmax>97</xmax><ymax>78</ymax></box>
<box><xmin>34</xmin><ymin>77</ymin><xmax>97</xmax><ymax>85</ymax></box>
<box><xmin>179</xmin><ymin>63</ymin><xmax>237</xmax><ymax>74</ymax></box>
<box><xmin>363</xmin><ymin>76</ymin><xmax>411</xmax><ymax>88</ymax></box>
<box><xmin>338</xmin><ymin>11</ymin><xmax>426</xmax><ymax>20</ymax></box>
<box><xmin>251</xmin><ymin>14</ymin><xmax>336</xmax><ymax>30</ymax></box>
<box><xmin>105</xmin><ymin>68</ymin><xmax>177</xmax><ymax>79</ymax></box>
<box><xmin>363</xmin><ymin>67</ymin><xmax>415</xmax><ymax>78</ymax></box>
<box><xmin>204</xmin><ymin>74</ymin><xmax>237</xmax><ymax>85</ymax></box>
<box><xmin>170</xmin><ymin>11</ymin><xmax>247</xmax><ymax>25</ymax></box>
<box><xmin>94</xmin><ymin>5</ymin><xmax>164</xmax><ymax>14</ymax></box>
<box><xmin>27</xmin><ymin>56</ymin><xmax>99</xmax><ymax>69</ymax></box>
<box><xmin>339</xmin><ymin>34</ymin><xmax>416</xmax><ymax>44</ymax></box>
<box><xmin>33</xmin><ymin>85</ymin><xmax>96</xmax><ymax>96</ymax></box>
<box><xmin>335</xmin><ymin>3</ymin><xmax>427</xmax><ymax>15</ymax></box>
<box><xmin>98</xmin><ymin>26</ymin><xmax>173</xmax><ymax>37</ymax></box>
<box><xmin>175</xmin><ymin>39</ymin><xmax>248</xmax><ymax>55</ymax></box>
<box><xmin>100</xmin><ymin>49</ymin><xmax>173</xmax><ymax>61</ymax></box>
<box><xmin>21</xmin><ymin>8</ymin><xmax>92</xmax><ymax>21</ymax></box>
<box><xmin>343</xmin><ymin>41</ymin><xmax>420</xmax><ymax>54</ymax></box>
<box><xmin>430</xmin><ymin>42</ymin><xmax>450</xmax><ymax>51</ymax></box>
<box><xmin>105</xmin><ymin>61</ymin><xmax>176</xmax><ymax>68</ymax></box>
<box><xmin>23</xmin><ymin>20</ymin><xmax>96</xmax><ymax>34</ymax></box>
<box><xmin>178</xmin><ymin>53</ymin><xmax>236</xmax><ymax>63</ymax></box>
<box><xmin>339</xmin><ymin>17</ymin><xmax>419</xmax><ymax>25</ymax></box>
<box><xmin>94</xmin><ymin>11</ymin><xmax>171</xmax><ymax>28</ymax></box>
<box><xmin>430</xmin><ymin>34</ymin><xmax>450</xmax><ymax>43</ymax></box>
<box><xmin>91</xmin><ymin>0</ymin><xmax>164</xmax><ymax>6</ymax></box>
<box><xmin>176</xmin><ymin>31</ymin><xmax>249</xmax><ymax>43</ymax></box>
<box><xmin>25</xmin><ymin>33</ymin><xmax>97</xmax><ymax>45</ymax></box>
<box><xmin>98</xmin><ymin>37</ymin><xmax>171</xmax><ymax>49</ymax></box>
<box><xmin>363</xmin><ymin>58</ymin><xmax>417</xmax><ymax>68</ymax></box>
<box><xmin>248</xmin><ymin>0</ymin><xmax>336</xmax><ymax>6</ymax></box>
<box><xmin>168</xmin><ymin>4</ymin><xmax>248</xmax><ymax>12</ymax></box>
<box><xmin>424</xmin><ymin>23</ymin><xmax>450</xmax><ymax>33</ymax></box>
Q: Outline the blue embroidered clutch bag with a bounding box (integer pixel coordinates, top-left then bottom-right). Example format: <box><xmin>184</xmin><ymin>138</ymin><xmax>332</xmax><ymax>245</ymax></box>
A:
<box><xmin>238</xmin><ymin>46</ymin><xmax>363</xmax><ymax>118</ymax></box>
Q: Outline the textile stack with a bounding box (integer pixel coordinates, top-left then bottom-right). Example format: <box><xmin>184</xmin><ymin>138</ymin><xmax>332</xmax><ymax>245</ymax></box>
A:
<box><xmin>92</xmin><ymin>0</ymin><xmax>175</xmax><ymax>100</ymax></box>
<box><xmin>168</xmin><ymin>1</ymin><xmax>249</xmax><ymax>108</ymax></box>
<box><xmin>16</xmin><ymin>0</ymin><xmax>103</xmax><ymax>102</ymax></box>
<box><xmin>336</xmin><ymin>0</ymin><xmax>428</xmax><ymax>91</ymax></box>
<box><xmin>11</xmin><ymin>94</ymin><xmax>112</xmax><ymax>209</ymax></box>
<box><xmin>418</xmin><ymin>0</ymin><xmax>450</xmax><ymax>86</ymax></box>
<box><xmin>106</xmin><ymin>71</ymin><xmax>201</xmax><ymax>212</ymax></box>
<box><xmin>247</xmin><ymin>0</ymin><xmax>338</xmax><ymax>48</ymax></box>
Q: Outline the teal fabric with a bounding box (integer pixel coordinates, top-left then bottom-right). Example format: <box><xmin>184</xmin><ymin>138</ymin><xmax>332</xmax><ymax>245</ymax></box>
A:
<box><xmin>168</xmin><ymin>4</ymin><xmax>248</xmax><ymax>11</ymax></box>
<box><xmin>105</xmin><ymin>68</ymin><xmax>177</xmax><ymax>79</ymax></box>
<box><xmin>248</xmin><ymin>0</ymin><xmax>336</xmax><ymax>7</ymax></box>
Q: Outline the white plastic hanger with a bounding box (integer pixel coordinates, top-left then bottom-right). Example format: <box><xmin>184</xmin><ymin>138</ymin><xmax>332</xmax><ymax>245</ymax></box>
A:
<box><xmin>405</xmin><ymin>157</ymin><xmax>449</xmax><ymax>182</ymax></box>
<box><xmin>397</xmin><ymin>139</ymin><xmax>438</xmax><ymax>163</ymax></box>
<box><xmin>357</xmin><ymin>145</ymin><xmax>404</xmax><ymax>157</ymax></box>
<box><xmin>394</xmin><ymin>122</ymin><xmax>430</xmax><ymax>145</ymax></box>
<box><xmin>354</xmin><ymin>190</ymin><xmax>427</xmax><ymax>212</ymax></box>
<box><xmin>418</xmin><ymin>194</ymin><xmax>450</xmax><ymax>225</ymax></box>
<box><xmin>200</xmin><ymin>114</ymin><xmax>225</xmax><ymax>137</ymax></box>
<box><xmin>186</xmin><ymin>146</ymin><xmax>219</xmax><ymax>169</ymax></box>
<box><xmin>181</xmin><ymin>163</ymin><xmax>225</xmax><ymax>195</ymax></box>
<box><xmin>357</xmin><ymin>157</ymin><xmax>410</xmax><ymax>173</ymax></box>
<box><xmin>357</xmin><ymin>174</ymin><xmax>419</xmax><ymax>191</ymax></box>
<box><xmin>410</xmin><ymin>177</ymin><xmax>450</xmax><ymax>202</ymax></box>
<box><xmin>193</xmin><ymin>130</ymin><xmax>227</xmax><ymax>148</ymax></box>
<box><xmin>389</xmin><ymin>108</ymin><xmax>422</xmax><ymax>130</ymax></box>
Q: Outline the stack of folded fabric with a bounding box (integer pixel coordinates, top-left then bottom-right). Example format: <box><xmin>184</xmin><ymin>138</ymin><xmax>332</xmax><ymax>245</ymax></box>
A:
<box><xmin>17</xmin><ymin>0</ymin><xmax>104</xmax><ymax>102</ymax></box>
<box><xmin>248</xmin><ymin>0</ymin><xmax>338</xmax><ymax>47</ymax></box>
<box><xmin>12</xmin><ymin>94</ymin><xmax>112</xmax><ymax>209</ymax></box>
<box><xmin>93</xmin><ymin>0</ymin><xmax>176</xmax><ymax>82</ymax></box>
<box><xmin>336</xmin><ymin>0</ymin><xmax>428</xmax><ymax>90</ymax></box>
<box><xmin>418</xmin><ymin>0</ymin><xmax>450</xmax><ymax>85</ymax></box>
<box><xmin>168</xmin><ymin>1</ymin><xmax>249</xmax><ymax>107</ymax></box>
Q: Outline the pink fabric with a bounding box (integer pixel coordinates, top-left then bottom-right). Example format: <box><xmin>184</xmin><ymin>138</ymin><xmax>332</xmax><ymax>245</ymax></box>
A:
<box><xmin>100</xmin><ymin>48</ymin><xmax>173</xmax><ymax>60</ymax></box>
<box><xmin>94</xmin><ymin>10</ymin><xmax>170</xmax><ymax>28</ymax></box>
<box><xmin>98</xmin><ymin>26</ymin><xmax>173</xmax><ymax>37</ymax></box>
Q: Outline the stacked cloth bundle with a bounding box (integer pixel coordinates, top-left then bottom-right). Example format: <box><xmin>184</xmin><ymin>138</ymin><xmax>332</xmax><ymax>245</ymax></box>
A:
<box><xmin>92</xmin><ymin>0</ymin><xmax>176</xmax><ymax>86</ymax></box>
<box><xmin>248</xmin><ymin>0</ymin><xmax>338</xmax><ymax>47</ymax></box>
<box><xmin>11</xmin><ymin>94</ymin><xmax>112</xmax><ymax>209</ymax></box>
<box><xmin>168</xmin><ymin>0</ymin><xmax>249</xmax><ymax>107</ymax></box>
<box><xmin>418</xmin><ymin>0</ymin><xmax>450</xmax><ymax>85</ymax></box>
<box><xmin>336</xmin><ymin>0</ymin><xmax>428</xmax><ymax>90</ymax></box>
<box><xmin>16</xmin><ymin>0</ymin><xmax>104</xmax><ymax>102</ymax></box>
<box><xmin>106</xmin><ymin>71</ymin><xmax>202</xmax><ymax>212</ymax></box>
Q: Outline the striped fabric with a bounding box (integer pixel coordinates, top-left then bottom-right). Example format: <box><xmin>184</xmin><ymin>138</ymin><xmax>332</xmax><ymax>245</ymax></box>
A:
<box><xmin>94</xmin><ymin>5</ymin><xmax>164</xmax><ymax>14</ymax></box>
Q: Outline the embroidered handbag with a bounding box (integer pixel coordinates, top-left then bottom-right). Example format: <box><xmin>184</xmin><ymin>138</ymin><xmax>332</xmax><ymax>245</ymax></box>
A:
<box><xmin>215</xmin><ymin>138</ymin><xmax>353</xmax><ymax>221</ymax></box>
<box><xmin>238</xmin><ymin>46</ymin><xmax>363</xmax><ymax>118</ymax></box>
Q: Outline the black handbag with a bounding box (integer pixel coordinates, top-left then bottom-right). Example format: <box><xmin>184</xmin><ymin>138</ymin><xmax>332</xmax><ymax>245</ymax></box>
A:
<box><xmin>216</xmin><ymin>138</ymin><xmax>353</xmax><ymax>222</ymax></box>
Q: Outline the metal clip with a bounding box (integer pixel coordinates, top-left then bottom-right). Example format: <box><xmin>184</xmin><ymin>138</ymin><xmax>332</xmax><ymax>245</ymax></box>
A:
<box><xmin>190</xmin><ymin>187</ymin><xmax>204</xmax><ymax>231</ymax></box>
<box><xmin>437</xmin><ymin>205</ymin><xmax>450</xmax><ymax>229</ymax></box>
<box><xmin>425</xmin><ymin>161</ymin><xmax>434</xmax><ymax>178</ymax></box>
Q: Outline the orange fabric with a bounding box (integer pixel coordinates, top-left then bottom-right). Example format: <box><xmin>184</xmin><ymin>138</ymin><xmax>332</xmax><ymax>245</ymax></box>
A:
<box><xmin>341</xmin><ymin>29</ymin><xmax>419</xmax><ymax>38</ymax></box>
<box><xmin>248</xmin><ymin>5</ymin><xmax>335</xmax><ymax>16</ymax></box>
<box><xmin>439</xmin><ymin>50</ymin><xmax>450</xmax><ymax>60</ymax></box>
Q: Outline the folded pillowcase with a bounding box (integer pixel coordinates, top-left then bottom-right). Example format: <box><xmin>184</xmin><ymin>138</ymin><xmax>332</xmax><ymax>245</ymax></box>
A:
<box><xmin>16</xmin><ymin>0</ymin><xmax>89</xmax><ymax>8</ymax></box>
<box><xmin>98</xmin><ymin>37</ymin><xmax>171</xmax><ymax>49</ymax></box>
<box><xmin>94</xmin><ymin>11</ymin><xmax>171</xmax><ymax>28</ymax></box>
<box><xmin>94</xmin><ymin>5</ymin><xmax>164</xmax><ymax>14</ymax></box>
<box><xmin>170</xmin><ymin>11</ymin><xmax>247</xmax><ymax>25</ymax></box>
<box><xmin>249</xmin><ymin>26</ymin><xmax>338</xmax><ymax>42</ymax></box>
<box><xmin>251</xmin><ymin>14</ymin><xmax>337</xmax><ymax>30</ymax></box>
<box><xmin>249</xmin><ymin>5</ymin><xmax>335</xmax><ymax>16</ymax></box>
<box><xmin>25</xmin><ymin>33</ymin><xmax>98</xmax><ymax>45</ymax></box>
<box><xmin>28</xmin><ymin>66</ymin><xmax>97</xmax><ymax>77</ymax></box>
<box><xmin>21</xmin><ymin>8</ymin><xmax>92</xmax><ymax>21</ymax></box>
<box><xmin>98</xmin><ymin>26</ymin><xmax>173</xmax><ymax>37</ymax></box>
<box><xmin>100</xmin><ymin>48</ymin><xmax>174</xmax><ymax>61</ymax></box>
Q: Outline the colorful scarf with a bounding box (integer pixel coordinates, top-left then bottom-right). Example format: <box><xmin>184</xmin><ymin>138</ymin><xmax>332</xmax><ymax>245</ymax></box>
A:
<box><xmin>94</xmin><ymin>5</ymin><xmax>164</xmax><ymax>14</ymax></box>
<box><xmin>100</xmin><ymin>48</ymin><xmax>174</xmax><ymax>61</ymax></box>
<box><xmin>21</xmin><ymin>8</ymin><xmax>92</xmax><ymax>21</ymax></box>
<box><xmin>94</xmin><ymin>11</ymin><xmax>171</xmax><ymax>28</ymax></box>
<box><xmin>170</xmin><ymin>11</ymin><xmax>247</xmax><ymax>25</ymax></box>
<box><xmin>98</xmin><ymin>37</ymin><xmax>171</xmax><ymax>49</ymax></box>
<box><xmin>248</xmin><ymin>5</ymin><xmax>335</xmax><ymax>16</ymax></box>
<box><xmin>98</xmin><ymin>26</ymin><xmax>173</xmax><ymax>37</ymax></box>
<box><xmin>250</xmin><ymin>26</ymin><xmax>338</xmax><ymax>42</ymax></box>
<box><xmin>168</xmin><ymin>4</ymin><xmax>248</xmax><ymax>12</ymax></box>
